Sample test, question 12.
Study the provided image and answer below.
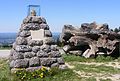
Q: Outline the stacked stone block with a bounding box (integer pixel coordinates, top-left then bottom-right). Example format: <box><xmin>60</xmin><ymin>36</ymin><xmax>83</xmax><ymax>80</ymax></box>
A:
<box><xmin>9</xmin><ymin>15</ymin><xmax>66</xmax><ymax>72</ymax></box>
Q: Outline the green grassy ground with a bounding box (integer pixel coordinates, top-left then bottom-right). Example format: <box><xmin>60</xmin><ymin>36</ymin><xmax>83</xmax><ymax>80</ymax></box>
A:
<box><xmin>0</xmin><ymin>47</ymin><xmax>11</xmax><ymax>50</ymax></box>
<box><xmin>0</xmin><ymin>59</ymin><xmax>81</xmax><ymax>81</ymax></box>
<box><xmin>0</xmin><ymin>55</ymin><xmax>120</xmax><ymax>81</ymax></box>
<box><xmin>63</xmin><ymin>54</ymin><xmax>114</xmax><ymax>62</ymax></box>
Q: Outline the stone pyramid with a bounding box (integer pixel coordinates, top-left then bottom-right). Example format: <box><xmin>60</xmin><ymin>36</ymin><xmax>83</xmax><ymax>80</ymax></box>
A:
<box><xmin>9</xmin><ymin>10</ymin><xmax>66</xmax><ymax>72</ymax></box>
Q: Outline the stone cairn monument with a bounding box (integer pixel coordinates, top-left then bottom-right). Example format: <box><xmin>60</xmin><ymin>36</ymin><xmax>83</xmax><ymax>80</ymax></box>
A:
<box><xmin>9</xmin><ymin>10</ymin><xmax>66</xmax><ymax>72</ymax></box>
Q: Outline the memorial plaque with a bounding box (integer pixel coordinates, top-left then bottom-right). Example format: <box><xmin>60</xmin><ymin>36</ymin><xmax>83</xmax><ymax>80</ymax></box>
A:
<box><xmin>30</xmin><ymin>29</ymin><xmax>45</xmax><ymax>40</ymax></box>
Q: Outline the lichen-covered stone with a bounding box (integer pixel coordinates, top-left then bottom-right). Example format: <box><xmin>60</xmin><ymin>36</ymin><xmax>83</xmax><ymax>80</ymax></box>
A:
<box><xmin>69</xmin><ymin>50</ymin><xmax>82</xmax><ymax>56</ymax></box>
<box><xmin>59</xmin><ymin>65</ymin><xmax>68</xmax><ymax>70</ymax></box>
<box><xmin>40</xmin><ymin>17</ymin><xmax>47</xmax><ymax>24</ymax></box>
<box><xmin>15</xmin><ymin>45</ymin><xmax>32</xmax><ymax>52</ymax></box>
<box><xmin>40</xmin><ymin>45</ymin><xmax>51</xmax><ymax>53</ymax></box>
<box><xmin>16</xmin><ymin>37</ymin><xmax>27</xmax><ymax>45</ymax></box>
<box><xmin>51</xmin><ymin>63</ymin><xmax>59</xmax><ymax>68</ymax></box>
<box><xmin>29</xmin><ymin>57</ymin><xmax>40</xmax><ymax>67</ymax></box>
<box><xmin>13</xmin><ymin>52</ymin><xmax>24</xmax><ymax>60</ymax></box>
<box><xmin>30</xmin><ymin>23</ymin><xmax>40</xmax><ymax>30</ymax></box>
<box><xmin>44</xmin><ymin>37</ymin><xmax>54</xmax><ymax>45</ymax></box>
<box><xmin>32</xmin><ymin>46</ymin><xmax>40</xmax><ymax>53</ymax></box>
<box><xmin>44</xmin><ymin>30</ymin><xmax>52</xmax><ymax>37</ymax></box>
<box><xmin>28</xmin><ymin>40</ymin><xmax>43</xmax><ymax>46</ymax></box>
<box><xmin>23</xmin><ymin>16</ymin><xmax>32</xmax><ymax>24</ymax></box>
<box><xmin>23</xmin><ymin>16</ymin><xmax>45</xmax><ymax>24</ymax></box>
<box><xmin>39</xmin><ymin>23</ymin><xmax>49</xmax><ymax>30</ymax></box>
<box><xmin>24</xmin><ymin>52</ymin><xmax>36</xmax><ymax>58</ymax></box>
<box><xmin>20</xmin><ymin>24</ymin><xmax>31</xmax><ymax>30</ymax></box>
<box><xmin>10</xmin><ymin>60</ymin><xmax>15</xmax><ymax>68</ymax></box>
<box><xmin>12</xmin><ymin>42</ymin><xmax>17</xmax><ymax>49</ymax></box>
<box><xmin>40</xmin><ymin>58</ymin><xmax>57</xmax><ymax>66</ymax></box>
<box><xmin>48</xmin><ymin>51</ymin><xmax>61</xmax><ymax>58</ymax></box>
<box><xmin>51</xmin><ymin>45</ymin><xmax>58</xmax><ymax>51</ymax></box>
<box><xmin>9</xmin><ymin>49</ymin><xmax>15</xmax><ymax>61</ymax></box>
<box><xmin>57</xmin><ymin>58</ymin><xmax>65</xmax><ymax>64</ymax></box>
<box><xmin>26</xmin><ymin>66</ymin><xmax>43</xmax><ymax>72</ymax></box>
<box><xmin>37</xmin><ymin>50</ymin><xmax>48</xmax><ymax>57</ymax></box>
<box><xmin>11</xmin><ymin>59</ymin><xmax>29</xmax><ymax>68</ymax></box>
<box><xmin>18</xmin><ymin>30</ymin><xmax>31</xmax><ymax>37</ymax></box>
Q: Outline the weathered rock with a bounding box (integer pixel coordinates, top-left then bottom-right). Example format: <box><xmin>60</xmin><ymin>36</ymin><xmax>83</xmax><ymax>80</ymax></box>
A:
<box><xmin>59</xmin><ymin>48</ymin><xmax>66</xmax><ymax>55</ymax></box>
<box><xmin>10</xmin><ymin>59</ymin><xmax>29</xmax><ymax>68</ymax></box>
<box><xmin>37</xmin><ymin>50</ymin><xmax>48</xmax><ymax>57</ymax></box>
<box><xmin>18</xmin><ymin>30</ymin><xmax>31</xmax><ymax>37</ymax></box>
<box><xmin>48</xmin><ymin>51</ymin><xmax>61</xmax><ymax>58</ymax></box>
<box><xmin>69</xmin><ymin>36</ymin><xmax>90</xmax><ymax>46</ymax></box>
<box><xmin>40</xmin><ymin>58</ymin><xmax>57</xmax><ymax>66</ymax></box>
<box><xmin>23</xmin><ymin>16</ymin><xmax>32</xmax><ymax>24</ymax></box>
<box><xmin>59</xmin><ymin>65</ymin><xmax>68</xmax><ymax>70</ymax></box>
<box><xmin>26</xmin><ymin>66</ymin><xmax>43</xmax><ymax>72</ymax></box>
<box><xmin>63</xmin><ymin>45</ymin><xmax>71</xmax><ymax>52</ymax></box>
<box><xmin>60</xmin><ymin>24</ymin><xmax>80</xmax><ymax>43</ymax></box>
<box><xmin>44</xmin><ymin>30</ymin><xmax>52</xmax><ymax>37</ymax></box>
<box><xmin>15</xmin><ymin>45</ymin><xmax>32</xmax><ymax>52</ymax></box>
<box><xmin>20</xmin><ymin>24</ymin><xmax>31</xmax><ymax>30</ymax></box>
<box><xmin>28</xmin><ymin>40</ymin><xmax>43</xmax><ymax>46</ymax></box>
<box><xmin>40</xmin><ymin>17</ymin><xmax>47</xmax><ymax>24</ymax></box>
<box><xmin>12</xmin><ymin>43</ymin><xmax>17</xmax><ymax>50</ymax></box>
<box><xmin>51</xmin><ymin>45</ymin><xmax>58</xmax><ymax>51</ymax></box>
<box><xmin>23</xmin><ymin>16</ymin><xmax>45</xmax><ymax>24</ymax></box>
<box><xmin>13</xmin><ymin>52</ymin><xmax>24</xmax><ymax>60</ymax></box>
<box><xmin>60</xmin><ymin>22</ymin><xmax>120</xmax><ymax>58</ymax></box>
<box><xmin>9</xmin><ymin>49</ymin><xmax>15</xmax><ymax>61</ymax></box>
<box><xmin>10</xmin><ymin>60</ymin><xmax>15</xmax><ymax>68</ymax></box>
<box><xmin>57</xmin><ymin>58</ymin><xmax>65</xmax><ymax>64</ymax></box>
<box><xmin>40</xmin><ymin>24</ymin><xmax>49</xmax><ymax>30</ymax></box>
<box><xmin>81</xmin><ymin>23</ymin><xmax>90</xmax><ymax>29</ymax></box>
<box><xmin>29</xmin><ymin>57</ymin><xmax>40</xmax><ymax>67</ymax></box>
<box><xmin>44</xmin><ymin>37</ymin><xmax>54</xmax><ymax>45</ymax></box>
<box><xmin>16</xmin><ymin>37</ymin><xmax>27</xmax><ymax>45</ymax></box>
<box><xmin>40</xmin><ymin>45</ymin><xmax>51</xmax><ymax>53</ymax></box>
<box><xmin>26</xmin><ymin>36</ymin><xmax>32</xmax><ymax>42</ymax></box>
<box><xmin>32</xmin><ymin>46</ymin><xmax>40</xmax><ymax>53</ymax></box>
<box><xmin>69</xmin><ymin>50</ymin><xmax>82</xmax><ymax>56</ymax></box>
<box><xmin>51</xmin><ymin>63</ymin><xmax>59</xmax><ymax>68</ymax></box>
<box><xmin>30</xmin><ymin>23</ymin><xmax>40</xmax><ymax>30</ymax></box>
<box><xmin>32</xmin><ymin>16</ymin><xmax>42</xmax><ymax>23</ymax></box>
<box><xmin>24</xmin><ymin>52</ymin><xmax>36</xmax><ymax>58</ymax></box>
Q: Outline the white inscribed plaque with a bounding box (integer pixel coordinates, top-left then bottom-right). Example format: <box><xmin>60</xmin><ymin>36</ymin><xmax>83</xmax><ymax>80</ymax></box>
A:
<box><xmin>30</xmin><ymin>29</ymin><xmax>45</xmax><ymax>40</ymax></box>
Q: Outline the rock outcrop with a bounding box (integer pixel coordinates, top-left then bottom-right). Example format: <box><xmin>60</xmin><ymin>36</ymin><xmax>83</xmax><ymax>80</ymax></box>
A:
<box><xmin>9</xmin><ymin>11</ymin><xmax>66</xmax><ymax>72</ymax></box>
<box><xmin>60</xmin><ymin>22</ymin><xmax>120</xmax><ymax>58</ymax></box>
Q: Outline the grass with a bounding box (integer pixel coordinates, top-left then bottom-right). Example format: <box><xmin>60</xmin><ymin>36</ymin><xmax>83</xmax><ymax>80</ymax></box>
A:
<box><xmin>0</xmin><ymin>59</ymin><xmax>81</xmax><ymax>81</ymax></box>
<box><xmin>0</xmin><ymin>59</ymin><xmax>15</xmax><ymax>81</ymax></box>
<box><xmin>63</xmin><ymin>54</ymin><xmax>114</xmax><ymax>63</ymax></box>
<box><xmin>99</xmin><ymin>78</ymin><xmax>112</xmax><ymax>81</ymax></box>
<box><xmin>0</xmin><ymin>54</ymin><xmax>120</xmax><ymax>81</ymax></box>
<box><xmin>72</xmin><ymin>63</ymin><xmax>120</xmax><ymax>74</ymax></box>
<box><xmin>0</xmin><ymin>47</ymin><xmax>11</xmax><ymax>50</ymax></box>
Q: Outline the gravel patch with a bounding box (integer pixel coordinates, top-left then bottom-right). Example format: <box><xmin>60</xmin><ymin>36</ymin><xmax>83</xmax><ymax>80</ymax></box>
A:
<box><xmin>0</xmin><ymin>50</ymin><xmax>10</xmax><ymax>58</ymax></box>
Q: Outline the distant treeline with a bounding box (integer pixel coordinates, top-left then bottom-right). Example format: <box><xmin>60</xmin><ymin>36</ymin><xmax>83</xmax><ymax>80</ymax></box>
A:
<box><xmin>112</xmin><ymin>27</ymin><xmax>120</xmax><ymax>33</ymax></box>
<box><xmin>0</xmin><ymin>32</ymin><xmax>60</xmax><ymax>49</ymax></box>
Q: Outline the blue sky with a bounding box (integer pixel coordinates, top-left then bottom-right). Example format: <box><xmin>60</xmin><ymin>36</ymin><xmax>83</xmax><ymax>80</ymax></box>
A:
<box><xmin>0</xmin><ymin>0</ymin><xmax>120</xmax><ymax>33</ymax></box>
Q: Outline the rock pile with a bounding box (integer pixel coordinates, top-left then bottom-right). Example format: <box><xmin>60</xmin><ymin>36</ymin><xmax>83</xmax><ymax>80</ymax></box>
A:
<box><xmin>60</xmin><ymin>22</ymin><xmax>120</xmax><ymax>58</ymax></box>
<box><xmin>9</xmin><ymin>12</ymin><xmax>66</xmax><ymax>72</ymax></box>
